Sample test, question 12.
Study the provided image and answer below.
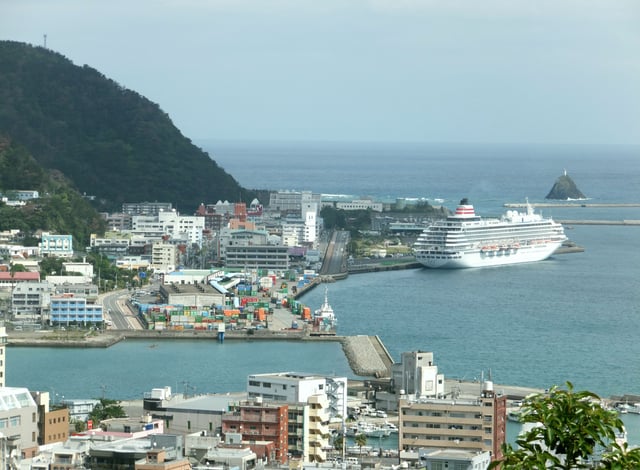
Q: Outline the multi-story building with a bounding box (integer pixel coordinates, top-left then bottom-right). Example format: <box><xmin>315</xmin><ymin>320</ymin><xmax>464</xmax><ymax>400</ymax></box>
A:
<box><xmin>0</xmin><ymin>387</ymin><xmax>40</xmax><ymax>458</ymax></box>
<box><xmin>391</xmin><ymin>351</ymin><xmax>445</xmax><ymax>398</ymax></box>
<box><xmin>221</xmin><ymin>399</ymin><xmax>288</xmax><ymax>464</ymax></box>
<box><xmin>49</xmin><ymin>295</ymin><xmax>103</xmax><ymax>326</ymax></box>
<box><xmin>268</xmin><ymin>191</ymin><xmax>321</xmax><ymax>216</ymax></box>
<box><xmin>122</xmin><ymin>202</ymin><xmax>173</xmax><ymax>216</ymax></box>
<box><xmin>32</xmin><ymin>391</ymin><xmax>70</xmax><ymax>446</ymax></box>
<box><xmin>398</xmin><ymin>381</ymin><xmax>507</xmax><ymax>462</ymax></box>
<box><xmin>151</xmin><ymin>243</ymin><xmax>177</xmax><ymax>273</ymax></box>
<box><xmin>219</xmin><ymin>229</ymin><xmax>290</xmax><ymax>270</ymax></box>
<box><xmin>11</xmin><ymin>281</ymin><xmax>51</xmax><ymax>321</ymax></box>
<box><xmin>225</xmin><ymin>245</ymin><xmax>290</xmax><ymax>271</ymax></box>
<box><xmin>53</xmin><ymin>283</ymin><xmax>99</xmax><ymax>303</ymax></box>
<box><xmin>39</xmin><ymin>233</ymin><xmax>74</xmax><ymax>258</ymax></box>
<box><xmin>0</xmin><ymin>271</ymin><xmax>40</xmax><ymax>291</ymax></box>
<box><xmin>246</xmin><ymin>372</ymin><xmax>346</xmax><ymax>463</ymax></box>
<box><xmin>247</xmin><ymin>373</ymin><xmax>347</xmax><ymax>421</ymax></box>
<box><xmin>102</xmin><ymin>212</ymin><xmax>133</xmax><ymax>231</ymax></box>
<box><xmin>335</xmin><ymin>199</ymin><xmax>384</xmax><ymax>212</ymax></box>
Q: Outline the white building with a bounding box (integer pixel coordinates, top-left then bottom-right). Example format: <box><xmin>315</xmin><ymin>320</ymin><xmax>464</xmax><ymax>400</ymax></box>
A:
<box><xmin>62</xmin><ymin>260</ymin><xmax>94</xmax><ymax>282</ymax></box>
<box><xmin>151</xmin><ymin>243</ymin><xmax>177</xmax><ymax>273</ymax></box>
<box><xmin>0</xmin><ymin>387</ymin><xmax>39</xmax><ymax>458</ymax></box>
<box><xmin>246</xmin><ymin>372</ymin><xmax>345</xmax><ymax>463</ymax></box>
<box><xmin>335</xmin><ymin>199</ymin><xmax>383</xmax><ymax>212</ymax></box>
<box><xmin>247</xmin><ymin>372</ymin><xmax>347</xmax><ymax>422</ymax></box>
<box><xmin>39</xmin><ymin>233</ymin><xmax>73</xmax><ymax>258</ymax></box>
<box><xmin>419</xmin><ymin>448</ymin><xmax>491</xmax><ymax>470</ymax></box>
<box><xmin>391</xmin><ymin>351</ymin><xmax>445</xmax><ymax>399</ymax></box>
<box><xmin>11</xmin><ymin>281</ymin><xmax>51</xmax><ymax>321</ymax></box>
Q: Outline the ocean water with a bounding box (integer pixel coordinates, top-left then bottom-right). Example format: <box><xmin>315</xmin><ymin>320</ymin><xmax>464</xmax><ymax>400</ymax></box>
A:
<box><xmin>7</xmin><ymin>141</ymin><xmax>640</xmax><ymax>439</ymax></box>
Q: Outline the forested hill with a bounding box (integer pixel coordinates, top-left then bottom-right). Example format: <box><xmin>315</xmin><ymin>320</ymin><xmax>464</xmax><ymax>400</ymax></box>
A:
<box><xmin>0</xmin><ymin>41</ymin><xmax>253</xmax><ymax>212</ymax></box>
<box><xmin>0</xmin><ymin>137</ymin><xmax>106</xmax><ymax>247</ymax></box>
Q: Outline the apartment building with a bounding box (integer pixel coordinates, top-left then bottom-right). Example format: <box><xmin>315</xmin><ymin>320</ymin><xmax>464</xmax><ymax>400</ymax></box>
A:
<box><xmin>398</xmin><ymin>381</ymin><xmax>506</xmax><ymax>461</ymax></box>
<box><xmin>221</xmin><ymin>399</ymin><xmax>289</xmax><ymax>464</ymax></box>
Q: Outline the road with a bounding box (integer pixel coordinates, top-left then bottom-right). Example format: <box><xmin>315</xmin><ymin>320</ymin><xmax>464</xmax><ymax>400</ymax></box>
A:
<box><xmin>100</xmin><ymin>290</ymin><xmax>144</xmax><ymax>330</ymax></box>
<box><xmin>320</xmin><ymin>230</ymin><xmax>349</xmax><ymax>276</ymax></box>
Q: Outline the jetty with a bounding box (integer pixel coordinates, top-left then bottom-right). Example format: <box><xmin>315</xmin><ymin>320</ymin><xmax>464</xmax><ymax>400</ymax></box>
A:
<box><xmin>505</xmin><ymin>202</ymin><xmax>640</xmax><ymax>208</ymax></box>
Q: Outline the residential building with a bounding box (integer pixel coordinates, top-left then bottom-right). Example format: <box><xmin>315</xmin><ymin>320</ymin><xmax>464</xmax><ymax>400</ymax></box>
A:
<box><xmin>39</xmin><ymin>233</ymin><xmax>74</xmax><ymax>258</ymax></box>
<box><xmin>53</xmin><ymin>283</ymin><xmax>99</xmax><ymax>303</ymax></box>
<box><xmin>185</xmin><ymin>432</ymin><xmax>257</xmax><ymax>470</ymax></box>
<box><xmin>102</xmin><ymin>212</ymin><xmax>133</xmax><ymax>231</ymax></box>
<box><xmin>88</xmin><ymin>435</ymin><xmax>178</xmax><ymax>470</ymax></box>
<box><xmin>49</xmin><ymin>295</ymin><xmax>103</xmax><ymax>326</ymax></box>
<box><xmin>32</xmin><ymin>391</ymin><xmax>69</xmax><ymax>446</ymax></box>
<box><xmin>221</xmin><ymin>399</ymin><xmax>288</xmax><ymax>464</ymax></box>
<box><xmin>135</xmin><ymin>448</ymin><xmax>192</xmax><ymax>470</ymax></box>
<box><xmin>61</xmin><ymin>398</ymin><xmax>100</xmax><ymax>422</ymax></box>
<box><xmin>152</xmin><ymin>243</ymin><xmax>177</xmax><ymax>273</ymax></box>
<box><xmin>0</xmin><ymin>271</ymin><xmax>40</xmax><ymax>290</ymax></box>
<box><xmin>0</xmin><ymin>387</ymin><xmax>39</xmax><ymax>458</ymax></box>
<box><xmin>11</xmin><ymin>281</ymin><xmax>51</xmax><ymax>321</ymax></box>
<box><xmin>398</xmin><ymin>381</ymin><xmax>507</xmax><ymax>462</ymax></box>
<box><xmin>246</xmin><ymin>372</ymin><xmax>346</xmax><ymax>463</ymax></box>
<box><xmin>247</xmin><ymin>373</ymin><xmax>347</xmax><ymax>421</ymax></box>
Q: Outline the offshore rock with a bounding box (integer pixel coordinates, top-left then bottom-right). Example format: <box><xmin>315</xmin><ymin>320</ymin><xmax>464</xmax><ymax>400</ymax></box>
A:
<box><xmin>545</xmin><ymin>171</ymin><xmax>586</xmax><ymax>200</ymax></box>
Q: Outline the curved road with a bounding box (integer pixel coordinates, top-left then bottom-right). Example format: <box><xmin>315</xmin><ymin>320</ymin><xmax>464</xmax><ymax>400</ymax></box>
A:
<box><xmin>100</xmin><ymin>290</ymin><xmax>143</xmax><ymax>330</ymax></box>
<box><xmin>320</xmin><ymin>230</ymin><xmax>349</xmax><ymax>276</ymax></box>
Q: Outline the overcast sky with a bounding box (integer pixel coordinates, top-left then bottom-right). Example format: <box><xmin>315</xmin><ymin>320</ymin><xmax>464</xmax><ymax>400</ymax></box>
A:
<box><xmin>2</xmin><ymin>0</ymin><xmax>639</xmax><ymax>145</ymax></box>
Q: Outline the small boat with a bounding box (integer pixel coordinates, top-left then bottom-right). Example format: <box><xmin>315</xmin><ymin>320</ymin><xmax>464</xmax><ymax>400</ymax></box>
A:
<box><xmin>507</xmin><ymin>410</ymin><xmax>523</xmax><ymax>422</ymax></box>
<box><xmin>346</xmin><ymin>420</ymin><xmax>391</xmax><ymax>438</ymax></box>
<box><xmin>381</xmin><ymin>421</ymin><xmax>398</xmax><ymax>433</ymax></box>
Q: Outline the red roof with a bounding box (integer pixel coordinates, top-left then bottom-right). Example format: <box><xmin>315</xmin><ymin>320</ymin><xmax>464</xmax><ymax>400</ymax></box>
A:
<box><xmin>0</xmin><ymin>272</ymin><xmax>40</xmax><ymax>281</ymax></box>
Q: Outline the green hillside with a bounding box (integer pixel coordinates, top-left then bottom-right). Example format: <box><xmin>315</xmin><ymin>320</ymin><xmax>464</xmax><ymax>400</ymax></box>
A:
<box><xmin>0</xmin><ymin>41</ymin><xmax>253</xmax><ymax>212</ymax></box>
<box><xmin>0</xmin><ymin>137</ymin><xmax>106</xmax><ymax>247</ymax></box>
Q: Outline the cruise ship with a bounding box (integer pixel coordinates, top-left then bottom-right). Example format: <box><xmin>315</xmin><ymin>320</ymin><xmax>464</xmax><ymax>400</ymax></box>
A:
<box><xmin>414</xmin><ymin>198</ymin><xmax>567</xmax><ymax>268</ymax></box>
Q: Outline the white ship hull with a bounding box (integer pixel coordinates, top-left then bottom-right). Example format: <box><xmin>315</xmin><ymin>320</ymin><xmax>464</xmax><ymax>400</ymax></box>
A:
<box><xmin>413</xmin><ymin>198</ymin><xmax>567</xmax><ymax>269</ymax></box>
<box><xmin>415</xmin><ymin>241</ymin><xmax>562</xmax><ymax>269</ymax></box>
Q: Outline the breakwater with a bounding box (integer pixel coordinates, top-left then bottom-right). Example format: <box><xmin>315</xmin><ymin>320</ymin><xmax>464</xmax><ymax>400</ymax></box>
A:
<box><xmin>8</xmin><ymin>329</ymin><xmax>394</xmax><ymax>378</ymax></box>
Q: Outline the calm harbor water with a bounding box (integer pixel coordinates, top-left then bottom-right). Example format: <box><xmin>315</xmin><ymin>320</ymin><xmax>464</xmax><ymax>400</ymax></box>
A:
<box><xmin>7</xmin><ymin>141</ymin><xmax>640</xmax><ymax>442</ymax></box>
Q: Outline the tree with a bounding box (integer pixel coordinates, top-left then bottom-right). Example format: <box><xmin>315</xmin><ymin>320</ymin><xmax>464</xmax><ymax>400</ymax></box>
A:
<box><xmin>490</xmin><ymin>382</ymin><xmax>640</xmax><ymax>469</ymax></box>
<box><xmin>87</xmin><ymin>398</ymin><xmax>126</xmax><ymax>426</ymax></box>
<box><xmin>355</xmin><ymin>433</ymin><xmax>367</xmax><ymax>456</ymax></box>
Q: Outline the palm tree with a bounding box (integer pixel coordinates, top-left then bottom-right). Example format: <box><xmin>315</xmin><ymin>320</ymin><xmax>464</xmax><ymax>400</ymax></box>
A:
<box><xmin>355</xmin><ymin>433</ymin><xmax>367</xmax><ymax>456</ymax></box>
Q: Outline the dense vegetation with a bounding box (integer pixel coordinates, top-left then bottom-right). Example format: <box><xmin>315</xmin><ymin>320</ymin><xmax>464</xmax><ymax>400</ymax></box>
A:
<box><xmin>491</xmin><ymin>382</ymin><xmax>640</xmax><ymax>469</ymax></box>
<box><xmin>0</xmin><ymin>137</ymin><xmax>105</xmax><ymax>247</ymax></box>
<box><xmin>0</xmin><ymin>41</ymin><xmax>254</xmax><ymax>213</ymax></box>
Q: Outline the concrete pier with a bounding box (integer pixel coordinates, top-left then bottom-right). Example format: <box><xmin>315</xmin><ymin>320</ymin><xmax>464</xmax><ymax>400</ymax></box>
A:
<box><xmin>341</xmin><ymin>335</ymin><xmax>392</xmax><ymax>378</ymax></box>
